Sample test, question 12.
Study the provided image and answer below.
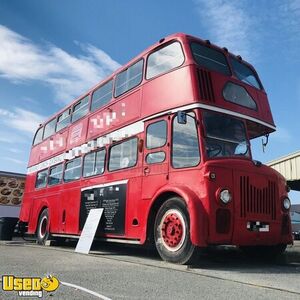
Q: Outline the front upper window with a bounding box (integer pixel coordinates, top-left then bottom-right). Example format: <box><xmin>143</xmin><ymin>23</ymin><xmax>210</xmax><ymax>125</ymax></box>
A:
<box><xmin>230</xmin><ymin>57</ymin><xmax>262</xmax><ymax>90</ymax></box>
<box><xmin>203</xmin><ymin>111</ymin><xmax>250</xmax><ymax>158</ymax></box>
<box><xmin>33</xmin><ymin>127</ymin><xmax>43</xmax><ymax>145</ymax></box>
<box><xmin>146</xmin><ymin>42</ymin><xmax>184</xmax><ymax>79</ymax></box>
<box><xmin>190</xmin><ymin>42</ymin><xmax>231</xmax><ymax>76</ymax></box>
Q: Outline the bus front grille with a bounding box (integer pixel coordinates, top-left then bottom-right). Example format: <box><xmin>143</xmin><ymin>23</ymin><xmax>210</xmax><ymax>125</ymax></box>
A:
<box><xmin>197</xmin><ymin>69</ymin><xmax>215</xmax><ymax>102</ymax></box>
<box><xmin>240</xmin><ymin>176</ymin><xmax>276</xmax><ymax>220</ymax></box>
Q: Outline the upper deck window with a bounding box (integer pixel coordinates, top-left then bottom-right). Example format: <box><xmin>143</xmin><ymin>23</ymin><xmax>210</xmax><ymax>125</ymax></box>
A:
<box><xmin>115</xmin><ymin>60</ymin><xmax>143</xmax><ymax>97</ymax></box>
<box><xmin>56</xmin><ymin>109</ymin><xmax>71</xmax><ymax>132</ymax></box>
<box><xmin>190</xmin><ymin>42</ymin><xmax>230</xmax><ymax>75</ymax></box>
<box><xmin>33</xmin><ymin>127</ymin><xmax>43</xmax><ymax>145</ymax></box>
<box><xmin>43</xmin><ymin>119</ymin><xmax>56</xmax><ymax>139</ymax></box>
<box><xmin>146</xmin><ymin>42</ymin><xmax>184</xmax><ymax>79</ymax></box>
<box><xmin>91</xmin><ymin>80</ymin><xmax>113</xmax><ymax>112</ymax></box>
<box><xmin>230</xmin><ymin>57</ymin><xmax>262</xmax><ymax>89</ymax></box>
<box><xmin>72</xmin><ymin>96</ymin><xmax>89</xmax><ymax>123</ymax></box>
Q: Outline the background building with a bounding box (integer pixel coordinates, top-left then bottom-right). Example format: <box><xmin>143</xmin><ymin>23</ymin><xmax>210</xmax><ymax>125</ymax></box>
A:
<box><xmin>268</xmin><ymin>151</ymin><xmax>300</xmax><ymax>233</ymax></box>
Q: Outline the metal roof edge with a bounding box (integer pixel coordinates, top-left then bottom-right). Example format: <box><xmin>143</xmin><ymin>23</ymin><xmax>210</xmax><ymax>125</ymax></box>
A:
<box><xmin>266</xmin><ymin>150</ymin><xmax>300</xmax><ymax>166</ymax></box>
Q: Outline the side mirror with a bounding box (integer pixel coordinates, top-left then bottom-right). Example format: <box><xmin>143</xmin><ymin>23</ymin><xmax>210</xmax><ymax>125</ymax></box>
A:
<box><xmin>261</xmin><ymin>133</ymin><xmax>269</xmax><ymax>153</ymax></box>
<box><xmin>177</xmin><ymin>111</ymin><xmax>187</xmax><ymax>124</ymax></box>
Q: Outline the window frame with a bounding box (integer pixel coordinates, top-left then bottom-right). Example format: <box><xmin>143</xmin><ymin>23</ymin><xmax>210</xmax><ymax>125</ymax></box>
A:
<box><xmin>223</xmin><ymin>81</ymin><xmax>258</xmax><ymax>111</ymax></box>
<box><xmin>146</xmin><ymin>151</ymin><xmax>166</xmax><ymax>165</ymax></box>
<box><xmin>114</xmin><ymin>59</ymin><xmax>144</xmax><ymax>98</ymax></box>
<box><xmin>83</xmin><ymin>148</ymin><xmax>106</xmax><ymax>178</ymax></box>
<box><xmin>33</xmin><ymin>126</ymin><xmax>44</xmax><ymax>146</ymax></box>
<box><xmin>146</xmin><ymin>41</ymin><xmax>185</xmax><ymax>80</ymax></box>
<box><xmin>171</xmin><ymin>111</ymin><xmax>201</xmax><ymax>169</ymax></box>
<box><xmin>91</xmin><ymin>79</ymin><xmax>113</xmax><ymax>112</ymax></box>
<box><xmin>43</xmin><ymin>118</ymin><xmax>57</xmax><ymax>140</ymax></box>
<box><xmin>35</xmin><ymin>168</ymin><xmax>48</xmax><ymax>189</ymax></box>
<box><xmin>190</xmin><ymin>41</ymin><xmax>231</xmax><ymax>76</ymax></box>
<box><xmin>229</xmin><ymin>56</ymin><xmax>263</xmax><ymax>90</ymax></box>
<box><xmin>108</xmin><ymin>137</ymin><xmax>138</xmax><ymax>172</ymax></box>
<box><xmin>56</xmin><ymin>108</ymin><xmax>71</xmax><ymax>132</ymax></box>
<box><xmin>71</xmin><ymin>95</ymin><xmax>90</xmax><ymax>123</ymax></box>
<box><xmin>63</xmin><ymin>157</ymin><xmax>82</xmax><ymax>183</ymax></box>
<box><xmin>146</xmin><ymin>120</ymin><xmax>168</xmax><ymax>150</ymax></box>
<box><xmin>47</xmin><ymin>163</ymin><xmax>64</xmax><ymax>186</ymax></box>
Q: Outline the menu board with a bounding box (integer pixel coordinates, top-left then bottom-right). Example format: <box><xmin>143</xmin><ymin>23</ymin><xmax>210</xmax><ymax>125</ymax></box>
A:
<box><xmin>0</xmin><ymin>176</ymin><xmax>25</xmax><ymax>206</ymax></box>
<box><xmin>80</xmin><ymin>183</ymin><xmax>126</xmax><ymax>235</ymax></box>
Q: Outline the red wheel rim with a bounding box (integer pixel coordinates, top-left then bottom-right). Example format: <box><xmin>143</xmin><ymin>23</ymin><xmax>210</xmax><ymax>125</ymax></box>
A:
<box><xmin>161</xmin><ymin>212</ymin><xmax>184</xmax><ymax>248</ymax></box>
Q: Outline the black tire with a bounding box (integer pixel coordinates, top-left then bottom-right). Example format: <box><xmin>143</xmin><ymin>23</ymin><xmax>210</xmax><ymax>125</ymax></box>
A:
<box><xmin>240</xmin><ymin>244</ymin><xmax>287</xmax><ymax>260</ymax></box>
<box><xmin>36</xmin><ymin>209</ymin><xmax>50</xmax><ymax>245</ymax></box>
<box><xmin>154</xmin><ymin>197</ymin><xmax>199</xmax><ymax>264</ymax></box>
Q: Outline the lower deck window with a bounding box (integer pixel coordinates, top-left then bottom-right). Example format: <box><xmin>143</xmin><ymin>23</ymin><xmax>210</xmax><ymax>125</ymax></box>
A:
<box><xmin>64</xmin><ymin>157</ymin><xmax>82</xmax><ymax>182</ymax></box>
<box><xmin>83</xmin><ymin>149</ymin><xmax>105</xmax><ymax>177</ymax></box>
<box><xmin>109</xmin><ymin>138</ymin><xmax>138</xmax><ymax>171</ymax></box>
<box><xmin>35</xmin><ymin>169</ymin><xmax>48</xmax><ymax>189</ymax></box>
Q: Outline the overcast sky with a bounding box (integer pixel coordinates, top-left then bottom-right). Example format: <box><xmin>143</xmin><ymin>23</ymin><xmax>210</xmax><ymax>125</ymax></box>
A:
<box><xmin>0</xmin><ymin>0</ymin><xmax>299</xmax><ymax>202</ymax></box>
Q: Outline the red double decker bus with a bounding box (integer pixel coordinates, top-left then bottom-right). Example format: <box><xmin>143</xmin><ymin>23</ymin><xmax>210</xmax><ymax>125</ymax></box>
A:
<box><xmin>19</xmin><ymin>33</ymin><xmax>292</xmax><ymax>264</ymax></box>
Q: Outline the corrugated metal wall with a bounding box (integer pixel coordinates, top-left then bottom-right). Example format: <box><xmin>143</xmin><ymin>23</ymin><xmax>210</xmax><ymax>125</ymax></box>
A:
<box><xmin>268</xmin><ymin>151</ymin><xmax>300</xmax><ymax>181</ymax></box>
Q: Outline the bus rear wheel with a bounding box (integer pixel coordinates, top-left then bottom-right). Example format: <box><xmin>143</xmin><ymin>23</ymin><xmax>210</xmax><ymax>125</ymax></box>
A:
<box><xmin>154</xmin><ymin>197</ymin><xmax>199</xmax><ymax>264</ymax></box>
<box><xmin>37</xmin><ymin>209</ymin><xmax>50</xmax><ymax>245</ymax></box>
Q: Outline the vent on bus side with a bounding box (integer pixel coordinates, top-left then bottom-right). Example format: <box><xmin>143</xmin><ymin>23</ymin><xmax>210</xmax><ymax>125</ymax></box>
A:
<box><xmin>240</xmin><ymin>176</ymin><xmax>276</xmax><ymax>220</ymax></box>
<box><xmin>197</xmin><ymin>69</ymin><xmax>215</xmax><ymax>102</ymax></box>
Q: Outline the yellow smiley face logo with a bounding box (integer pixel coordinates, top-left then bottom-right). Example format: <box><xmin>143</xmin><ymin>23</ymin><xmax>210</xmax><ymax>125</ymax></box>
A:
<box><xmin>40</xmin><ymin>275</ymin><xmax>60</xmax><ymax>292</ymax></box>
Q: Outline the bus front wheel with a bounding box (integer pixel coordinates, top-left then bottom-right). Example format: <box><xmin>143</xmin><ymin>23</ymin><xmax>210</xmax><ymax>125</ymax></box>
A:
<box><xmin>36</xmin><ymin>209</ymin><xmax>50</xmax><ymax>245</ymax></box>
<box><xmin>154</xmin><ymin>197</ymin><xmax>199</xmax><ymax>264</ymax></box>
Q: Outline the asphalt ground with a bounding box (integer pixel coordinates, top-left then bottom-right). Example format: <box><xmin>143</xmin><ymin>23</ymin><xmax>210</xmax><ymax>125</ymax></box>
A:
<box><xmin>0</xmin><ymin>239</ymin><xmax>299</xmax><ymax>300</ymax></box>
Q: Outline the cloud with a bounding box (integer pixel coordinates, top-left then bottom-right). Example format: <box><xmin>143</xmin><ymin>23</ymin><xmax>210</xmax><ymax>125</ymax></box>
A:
<box><xmin>0</xmin><ymin>25</ymin><xmax>121</xmax><ymax>104</ymax></box>
<box><xmin>0</xmin><ymin>107</ymin><xmax>45</xmax><ymax>134</ymax></box>
<box><xmin>193</xmin><ymin>0</ymin><xmax>254</xmax><ymax>61</ymax></box>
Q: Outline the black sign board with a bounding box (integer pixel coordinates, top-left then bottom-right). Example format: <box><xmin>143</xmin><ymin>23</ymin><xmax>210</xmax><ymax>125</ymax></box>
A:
<box><xmin>79</xmin><ymin>183</ymin><xmax>126</xmax><ymax>235</ymax></box>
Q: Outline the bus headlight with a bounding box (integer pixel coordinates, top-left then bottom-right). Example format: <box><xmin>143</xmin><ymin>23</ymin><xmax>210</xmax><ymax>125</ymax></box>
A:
<box><xmin>220</xmin><ymin>189</ymin><xmax>232</xmax><ymax>204</ymax></box>
<box><xmin>283</xmin><ymin>197</ymin><xmax>291</xmax><ymax>211</ymax></box>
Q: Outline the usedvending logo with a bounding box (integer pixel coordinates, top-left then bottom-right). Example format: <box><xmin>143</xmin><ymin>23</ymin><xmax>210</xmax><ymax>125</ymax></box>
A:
<box><xmin>2</xmin><ymin>274</ymin><xmax>60</xmax><ymax>298</ymax></box>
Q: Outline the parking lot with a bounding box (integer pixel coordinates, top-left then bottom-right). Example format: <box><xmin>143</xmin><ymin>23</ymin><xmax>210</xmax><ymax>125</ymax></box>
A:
<box><xmin>0</xmin><ymin>239</ymin><xmax>299</xmax><ymax>299</ymax></box>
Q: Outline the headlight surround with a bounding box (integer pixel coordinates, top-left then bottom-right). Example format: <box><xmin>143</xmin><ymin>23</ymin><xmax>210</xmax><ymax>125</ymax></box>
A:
<box><xmin>283</xmin><ymin>197</ymin><xmax>291</xmax><ymax>211</ymax></box>
<box><xmin>219</xmin><ymin>189</ymin><xmax>232</xmax><ymax>204</ymax></box>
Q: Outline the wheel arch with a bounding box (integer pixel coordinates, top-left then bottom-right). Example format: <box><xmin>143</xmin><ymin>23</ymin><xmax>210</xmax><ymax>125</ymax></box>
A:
<box><xmin>34</xmin><ymin>205</ymin><xmax>50</xmax><ymax>234</ymax></box>
<box><xmin>144</xmin><ymin>185</ymin><xmax>208</xmax><ymax>247</ymax></box>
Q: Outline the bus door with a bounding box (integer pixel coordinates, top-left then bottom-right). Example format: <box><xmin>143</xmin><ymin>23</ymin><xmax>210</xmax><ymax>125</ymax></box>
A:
<box><xmin>142</xmin><ymin>116</ymin><xmax>170</xmax><ymax>200</ymax></box>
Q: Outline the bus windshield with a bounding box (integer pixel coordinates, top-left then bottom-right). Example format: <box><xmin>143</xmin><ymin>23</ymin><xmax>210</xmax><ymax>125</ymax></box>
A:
<box><xmin>203</xmin><ymin>111</ymin><xmax>250</xmax><ymax>158</ymax></box>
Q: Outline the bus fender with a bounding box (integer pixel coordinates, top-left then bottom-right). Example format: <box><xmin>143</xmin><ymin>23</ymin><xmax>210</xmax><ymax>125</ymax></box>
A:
<box><xmin>29</xmin><ymin>200</ymin><xmax>50</xmax><ymax>234</ymax></box>
<box><xmin>148</xmin><ymin>185</ymin><xmax>208</xmax><ymax>247</ymax></box>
